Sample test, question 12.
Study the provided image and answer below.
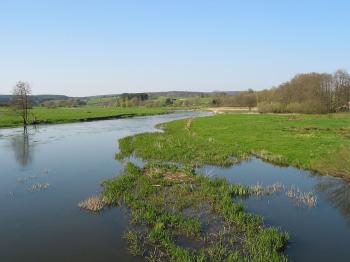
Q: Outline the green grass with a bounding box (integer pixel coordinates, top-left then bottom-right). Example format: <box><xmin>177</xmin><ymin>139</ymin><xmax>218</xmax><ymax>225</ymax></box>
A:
<box><xmin>117</xmin><ymin>113</ymin><xmax>350</xmax><ymax>178</ymax></box>
<box><xmin>103</xmin><ymin>162</ymin><xmax>288</xmax><ymax>261</ymax></box>
<box><xmin>0</xmin><ymin>106</ymin><xmax>171</xmax><ymax>128</ymax></box>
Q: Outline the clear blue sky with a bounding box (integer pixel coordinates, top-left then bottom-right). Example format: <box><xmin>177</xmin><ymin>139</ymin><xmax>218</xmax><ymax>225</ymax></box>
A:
<box><xmin>1</xmin><ymin>0</ymin><xmax>349</xmax><ymax>96</ymax></box>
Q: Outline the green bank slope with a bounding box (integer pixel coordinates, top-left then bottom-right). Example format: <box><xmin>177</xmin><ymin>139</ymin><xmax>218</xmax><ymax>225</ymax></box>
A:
<box><xmin>0</xmin><ymin>107</ymin><xmax>170</xmax><ymax>128</ymax></box>
<box><xmin>118</xmin><ymin>113</ymin><xmax>350</xmax><ymax>178</ymax></box>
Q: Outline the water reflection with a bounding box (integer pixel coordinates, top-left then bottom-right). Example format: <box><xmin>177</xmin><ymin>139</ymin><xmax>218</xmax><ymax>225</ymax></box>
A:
<box><xmin>316</xmin><ymin>178</ymin><xmax>350</xmax><ymax>224</ymax></box>
<box><xmin>10</xmin><ymin>131</ymin><xmax>34</xmax><ymax>166</ymax></box>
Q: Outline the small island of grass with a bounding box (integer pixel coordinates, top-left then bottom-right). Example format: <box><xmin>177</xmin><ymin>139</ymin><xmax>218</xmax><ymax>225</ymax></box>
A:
<box><xmin>102</xmin><ymin>162</ymin><xmax>288</xmax><ymax>261</ymax></box>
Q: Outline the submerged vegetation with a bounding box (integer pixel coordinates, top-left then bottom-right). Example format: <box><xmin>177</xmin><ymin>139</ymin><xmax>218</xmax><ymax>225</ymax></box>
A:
<box><xmin>117</xmin><ymin>113</ymin><xmax>350</xmax><ymax>178</ymax></box>
<box><xmin>102</xmin><ymin>162</ymin><xmax>288</xmax><ymax>261</ymax></box>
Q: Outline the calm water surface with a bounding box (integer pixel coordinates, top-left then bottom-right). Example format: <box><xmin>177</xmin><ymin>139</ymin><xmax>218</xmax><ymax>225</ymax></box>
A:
<box><xmin>1</xmin><ymin>112</ymin><xmax>350</xmax><ymax>261</ymax></box>
<box><xmin>0</xmin><ymin>112</ymin><xmax>206</xmax><ymax>262</ymax></box>
<box><xmin>200</xmin><ymin>160</ymin><xmax>350</xmax><ymax>261</ymax></box>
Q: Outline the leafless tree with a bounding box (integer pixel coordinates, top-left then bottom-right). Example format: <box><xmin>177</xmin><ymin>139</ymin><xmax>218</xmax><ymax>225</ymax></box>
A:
<box><xmin>11</xmin><ymin>81</ymin><xmax>32</xmax><ymax>128</ymax></box>
<box><xmin>333</xmin><ymin>70</ymin><xmax>350</xmax><ymax>111</ymax></box>
<box><xmin>256</xmin><ymin>70</ymin><xmax>350</xmax><ymax>113</ymax></box>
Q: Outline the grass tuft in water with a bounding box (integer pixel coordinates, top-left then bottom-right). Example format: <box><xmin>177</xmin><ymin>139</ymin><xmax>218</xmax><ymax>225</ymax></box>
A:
<box><xmin>250</xmin><ymin>182</ymin><xmax>317</xmax><ymax>208</ymax></box>
<box><xmin>78</xmin><ymin>195</ymin><xmax>108</xmax><ymax>212</ymax></box>
<box><xmin>103</xmin><ymin>162</ymin><xmax>289</xmax><ymax>261</ymax></box>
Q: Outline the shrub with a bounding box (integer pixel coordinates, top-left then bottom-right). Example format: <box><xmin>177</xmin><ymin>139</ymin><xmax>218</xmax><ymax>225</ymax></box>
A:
<box><xmin>258</xmin><ymin>102</ymin><xmax>286</xmax><ymax>113</ymax></box>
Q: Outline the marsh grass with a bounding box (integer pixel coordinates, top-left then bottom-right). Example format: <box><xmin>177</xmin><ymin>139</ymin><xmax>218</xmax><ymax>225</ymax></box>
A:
<box><xmin>103</xmin><ymin>162</ymin><xmax>288</xmax><ymax>261</ymax></box>
<box><xmin>250</xmin><ymin>182</ymin><xmax>285</xmax><ymax>196</ymax></box>
<box><xmin>78</xmin><ymin>195</ymin><xmax>108</xmax><ymax>212</ymax></box>
<box><xmin>286</xmin><ymin>186</ymin><xmax>317</xmax><ymax>208</ymax></box>
<box><xmin>250</xmin><ymin>183</ymin><xmax>317</xmax><ymax>208</ymax></box>
<box><xmin>30</xmin><ymin>183</ymin><xmax>50</xmax><ymax>192</ymax></box>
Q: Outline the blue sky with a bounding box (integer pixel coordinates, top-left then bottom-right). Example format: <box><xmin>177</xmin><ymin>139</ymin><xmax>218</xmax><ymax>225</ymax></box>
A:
<box><xmin>1</xmin><ymin>0</ymin><xmax>349</xmax><ymax>96</ymax></box>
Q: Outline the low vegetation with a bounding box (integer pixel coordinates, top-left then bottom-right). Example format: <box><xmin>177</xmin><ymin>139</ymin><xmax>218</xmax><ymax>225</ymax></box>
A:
<box><xmin>117</xmin><ymin>113</ymin><xmax>350</xmax><ymax>178</ymax></box>
<box><xmin>103</xmin><ymin>162</ymin><xmax>288</xmax><ymax>261</ymax></box>
<box><xmin>0</xmin><ymin>106</ymin><xmax>171</xmax><ymax>128</ymax></box>
<box><xmin>78</xmin><ymin>196</ymin><xmax>108</xmax><ymax>212</ymax></box>
<box><xmin>250</xmin><ymin>183</ymin><xmax>317</xmax><ymax>208</ymax></box>
<box><xmin>30</xmin><ymin>183</ymin><xmax>50</xmax><ymax>192</ymax></box>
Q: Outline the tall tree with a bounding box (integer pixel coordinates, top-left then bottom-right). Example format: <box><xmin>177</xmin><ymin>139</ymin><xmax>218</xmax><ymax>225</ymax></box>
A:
<box><xmin>333</xmin><ymin>70</ymin><xmax>350</xmax><ymax>111</ymax></box>
<box><xmin>11</xmin><ymin>81</ymin><xmax>32</xmax><ymax>128</ymax></box>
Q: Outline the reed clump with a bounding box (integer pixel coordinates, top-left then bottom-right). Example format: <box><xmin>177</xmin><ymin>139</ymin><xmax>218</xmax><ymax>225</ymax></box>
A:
<box><xmin>250</xmin><ymin>183</ymin><xmax>317</xmax><ymax>208</ymax></box>
<box><xmin>78</xmin><ymin>195</ymin><xmax>108</xmax><ymax>212</ymax></box>
<box><xmin>286</xmin><ymin>186</ymin><xmax>317</xmax><ymax>208</ymax></box>
<box><xmin>30</xmin><ymin>183</ymin><xmax>50</xmax><ymax>192</ymax></box>
<box><xmin>250</xmin><ymin>182</ymin><xmax>285</xmax><ymax>196</ymax></box>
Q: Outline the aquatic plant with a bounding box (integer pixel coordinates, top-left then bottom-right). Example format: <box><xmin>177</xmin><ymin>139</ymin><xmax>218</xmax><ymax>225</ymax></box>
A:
<box><xmin>103</xmin><ymin>162</ymin><xmax>289</xmax><ymax>261</ymax></box>
<box><xmin>30</xmin><ymin>183</ymin><xmax>50</xmax><ymax>192</ymax></box>
<box><xmin>250</xmin><ymin>182</ymin><xmax>285</xmax><ymax>196</ymax></box>
<box><xmin>286</xmin><ymin>186</ymin><xmax>317</xmax><ymax>208</ymax></box>
<box><xmin>250</xmin><ymin>183</ymin><xmax>317</xmax><ymax>208</ymax></box>
<box><xmin>78</xmin><ymin>196</ymin><xmax>108</xmax><ymax>212</ymax></box>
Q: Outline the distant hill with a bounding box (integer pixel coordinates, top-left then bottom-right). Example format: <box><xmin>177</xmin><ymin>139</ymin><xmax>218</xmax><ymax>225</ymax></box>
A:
<box><xmin>0</xmin><ymin>91</ymin><xmax>241</xmax><ymax>106</ymax></box>
<box><xmin>83</xmin><ymin>91</ymin><xmax>241</xmax><ymax>100</ymax></box>
<box><xmin>0</xmin><ymin>94</ymin><xmax>71</xmax><ymax>106</ymax></box>
<box><xmin>0</xmin><ymin>95</ymin><xmax>11</xmax><ymax>103</ymax></box>
<box><xmin>148</xmin><ymin>91</ymin><xmax>209</xmax><ymax>98</ymax></box>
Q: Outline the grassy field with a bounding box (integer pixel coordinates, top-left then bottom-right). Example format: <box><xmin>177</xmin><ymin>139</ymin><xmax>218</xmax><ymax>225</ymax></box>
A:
<box><xmin>102</xmin><ymin>162</ymin><xmax>288</xmax><ymax>261</ymax></box>
<box><xmin>117</xmin><ymin>113</ymin><xmax>350</xmax><ymax>178</ymax></box>
<box><xmin>0</xmin><ymin>106</ymin><xmax>171</xmax><ymax>128</ymax></box>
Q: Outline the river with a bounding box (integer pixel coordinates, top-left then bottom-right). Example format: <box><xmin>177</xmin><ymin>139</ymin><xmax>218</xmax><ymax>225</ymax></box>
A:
<box><xmin>1</xmin><ymin>112</ymin><xmax>350</xmax><ymax>261</ymax></box>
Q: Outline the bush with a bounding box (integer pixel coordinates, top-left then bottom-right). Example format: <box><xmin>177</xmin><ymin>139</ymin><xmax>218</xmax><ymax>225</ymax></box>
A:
<box><xmin>259</xmin><ymin>101</ymin><xmax>329</xmax><ymax>114</ymax></box>
<box><xmin>258</xmin><ymin>102</ymin><xmax>286</xmax><ymax>113</ymax></box>
<box><xmin>285</xmin><ymin>102</ymin><xmax>304</xmax><ymax>113</ymax></box>
<box><xmin>286</xmin><ymin>101</ymin><xmax>327</xmax><ymax>114</ymax></box>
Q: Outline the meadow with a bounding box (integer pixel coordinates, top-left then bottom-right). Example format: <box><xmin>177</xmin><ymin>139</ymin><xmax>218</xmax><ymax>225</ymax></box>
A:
<box><xmin>0</xmin><ymin>106</ymin><xmax>171</xmax><ymax>128</ymax></box>
<box><xmin>117</xmin><ymin>113</ymin><xmax>350</xmax><ymax>178</ymax></box>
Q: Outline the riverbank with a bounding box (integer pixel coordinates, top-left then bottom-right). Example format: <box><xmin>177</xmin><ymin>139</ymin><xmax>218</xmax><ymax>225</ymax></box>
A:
<box><xmin>117</xmin><ymin>112</ymin><xmax>350</xmax><ymax>178</ymax></box>
<box><xmin>0</xmin><ymin>107</ymin><xmax>171</xmax><ymax>128</ymax></box>
<box><xmin>206</xmin><ymin>107</ymin><xmax>258</xmax><ymax>114</ymax></box>
<box><xmin>102</xmin><ymin>162</ymin><xmax>288</xmax><ymax>261</ymax></box>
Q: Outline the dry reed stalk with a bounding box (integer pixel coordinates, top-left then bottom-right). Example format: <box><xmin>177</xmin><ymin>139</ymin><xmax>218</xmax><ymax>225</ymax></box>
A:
<box><xmin>78</xmin><ymin>195</ymin><xmax>107</xmax><ymax>212</ymax></box>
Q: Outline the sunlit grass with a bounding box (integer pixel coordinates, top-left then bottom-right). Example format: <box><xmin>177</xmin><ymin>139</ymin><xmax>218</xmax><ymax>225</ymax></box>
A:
<box><xmin>102</xmin><ymin>162</ymin><xmax>288</xmax><ymax>261</ymax></box>
<box><xmin>117</xmin><ymin>113</ymin><xmax>350</xmax><ymax>177</ymax></box>
<box><xmin>0</xmin><ymin>106</ymin><xmax>171</xmax><ymax>128</ymax></box>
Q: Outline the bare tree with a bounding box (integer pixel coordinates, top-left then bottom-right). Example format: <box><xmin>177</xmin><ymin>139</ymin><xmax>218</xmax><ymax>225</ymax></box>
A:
<box><xmin>333</xmin><ymin>70</ymin><xmax>350</xmax><ymax>111</ymax></box>
<box><xmin>11</xmin><ymin>81</ymin><xmax>32</xmax><ymax>128</ymax></box>
<box><xmin>256</xmin><ymin>70</ymin><xmax>350</xmax><ymax>114</ymax></box>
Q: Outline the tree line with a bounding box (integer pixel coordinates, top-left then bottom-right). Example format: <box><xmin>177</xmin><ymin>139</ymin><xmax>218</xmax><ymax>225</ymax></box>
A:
<box><xmin>42</xmin><ymin>99</ymin><xmax>87</xmax><ymax>108</ymax></box>
<box><xmin>257</xmin><ymin>69</ymin><xmax>350</xmax><ymax>113</ymax></box>
<box><xmin>8</xmin><ymin>69</ymin><xmax>350</xmax><ymax>130</ymax></box>
<box><xmin>210</xmin><ymin>69</ymin><xmax>350</xmax><ymax>114</ymax></box>
<box><xmin>211</xmin><ymin>90</ymin><xmax>257</xmax><ymax>110</ymax></box>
